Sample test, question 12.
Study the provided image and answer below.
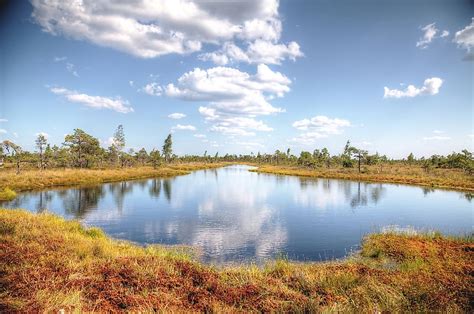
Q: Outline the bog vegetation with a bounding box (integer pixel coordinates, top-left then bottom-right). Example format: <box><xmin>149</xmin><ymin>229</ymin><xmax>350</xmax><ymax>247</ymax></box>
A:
<box><xmin>0</xmin><ymin>125</ymin><xmax>473</xmax><ymax>197</ymax></box>
<box><xmin>0</xmin><ymin>209</ymin><xmax>472</xmax><ymax>312</ymax></box>
<box><xmin>1</xmin><ymin>125</ymin><xmax>473</xmax><ymax>173</ymax></box>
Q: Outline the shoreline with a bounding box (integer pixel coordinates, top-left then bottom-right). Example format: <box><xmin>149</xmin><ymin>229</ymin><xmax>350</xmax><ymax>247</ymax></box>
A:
<box><xmin>0</xmin><ymin>162</ymin><xmax>230</xmax><ymax>201</ymax></box>
<box><xmin>250</xmin><ymin>164</ymin><xmax>474</xmax><ymax>193</ymax></box>
<box><xmin>1</xmin><ymin>209</ymin><xmax>472</xmax><ymax>312</ymax></box>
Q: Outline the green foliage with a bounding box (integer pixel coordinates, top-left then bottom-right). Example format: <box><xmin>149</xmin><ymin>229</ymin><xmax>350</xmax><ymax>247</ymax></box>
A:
<box><xmin>149</xmin><ymin>149</ymin><xmax>162</xmax><ymax>168</ymax></box>
<box><xmin>63</xmin><ymin>129</ymin><xmax>102</xmax><ymax>168</ymax></box>
<box><xmin>162</xmin><ymin>133</ymin><xmax>173</xmax><ymax>162</ymax></box>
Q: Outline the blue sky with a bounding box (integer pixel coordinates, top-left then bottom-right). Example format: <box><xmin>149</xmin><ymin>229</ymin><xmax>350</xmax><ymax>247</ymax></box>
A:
<box><xmin>0</xmin><ymin>0</ymin><xmax>472</xmax><ymax>158</ymax></box>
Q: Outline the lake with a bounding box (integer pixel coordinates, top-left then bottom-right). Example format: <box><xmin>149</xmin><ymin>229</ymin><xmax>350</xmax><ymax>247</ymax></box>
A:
<box><xmin>2</xmin><ymin>165</ymin><xmax>472</xmax><ymax>264</ymax></box>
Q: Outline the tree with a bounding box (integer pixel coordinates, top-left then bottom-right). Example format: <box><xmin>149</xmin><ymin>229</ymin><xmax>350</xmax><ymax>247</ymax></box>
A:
<box><xmin>353</xmin><ymin>148</ymin><xmax>368</xmax><ymax>173</ymax></box>
<box><xmin>298</xmin><ymin>151</ymin><xmax>315</xmax><ymax>168</ymax></box>
<box><xmin>149</xmin><ymin>149</ymin><xmax>162</xmax><ymax>168</ymax></box>
<box><xmin>136</xmin><ymin>148</ymin><xmax>148</xmax><ymax>166</ymax></box>
<box><xmin>162</xmin><ymin>134</ymin><xmax>173</xmax><ymax>163</ymax></box>
<box><xmin>63</xmin><ymin>129</ymin><xmax>101</xmax><ymax>168</ymax></box>
<box><xmin>321</xmin><ymin>147</ymin><xmax>330</xmax><ymax>168</ymax></box>
<box><xmin>342</xmin><ymin>140</ymin><xmax>355</xmax><ymax>168</ymax></box>
<box><xmin>2</xmin><ymin>140</ymin><xmax>23</xmax><ymax>174</ymax></box>
<box><xmin>407</xmin><ymin>153</ymin><xmax>415</xmax><ymax>164</ymax></box>
<box><xmin>35</xmin><ymin>133</ymin><xmax>48</xmax><ymax>170</ymax></box>
<box><xmin>113</xmin><ymin>125</ymin><xmax>126</xmax><ymax>167</ymax></box>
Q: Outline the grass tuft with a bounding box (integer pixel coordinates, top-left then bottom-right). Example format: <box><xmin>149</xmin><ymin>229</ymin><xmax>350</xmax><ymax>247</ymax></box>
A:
<box><xmin>0</xmin><ymin>187</ymin><xmax>16</xmax><ymax>201</ymax></box>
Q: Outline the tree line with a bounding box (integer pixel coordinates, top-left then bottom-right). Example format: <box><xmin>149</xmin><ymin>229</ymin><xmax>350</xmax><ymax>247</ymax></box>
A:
<box><xmin>1</xmin><ymin>126</ymin><xmax>473</xmax><ymax>175</ymax></box>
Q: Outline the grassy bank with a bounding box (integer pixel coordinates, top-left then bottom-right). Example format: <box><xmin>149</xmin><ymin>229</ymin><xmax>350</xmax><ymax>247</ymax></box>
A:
<box><xmin>251</xmin><ymin>164</ymin><xmax>474</xmax><ymax>192</ymax></box>
<box><xmin>0</xmin><ymin>163</ymin><xmax>228</xmax><ymax>201</ymax></box>
<box><xmin>1</xmin><ymin>209</ymin><xmax>472</xmax><ymax>312</ymax></box>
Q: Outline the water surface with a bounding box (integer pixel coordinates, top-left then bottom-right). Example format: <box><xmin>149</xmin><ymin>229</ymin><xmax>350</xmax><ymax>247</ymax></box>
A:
<box><xmin>2</xmin><ymin>165</ymin><xmax>472</xmax><ymax>264</ymax></box>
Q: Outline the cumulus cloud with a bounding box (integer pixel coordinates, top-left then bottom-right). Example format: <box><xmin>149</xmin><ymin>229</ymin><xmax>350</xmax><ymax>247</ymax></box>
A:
<box><xmin>193</xmin><ymin>133</ymin><xmax>206</xmax><ymax>138</ymax></box>
<box><xmin>0</xmin><ymin>118</ymin><xmax>7</xmax><ymax>122</ymax></box>
<box><xmin>383</xmin><ymin>77</ymin><xmax>443</xmax><ymax>98</ymax></box>
<box><xmin>165</xmin><ymin>64</ymin><xmax>289</xmax><ymax>136</ymax></box>
<box><xmin>168</xmin><ymin>113</ymin><xmax>186</xmax><ymax>119</ymax></box>
<box><xmin>291</xmin><ymin>115</ymin><xmax>351</xmax><ymax>145</ymax></box>
<box><xmin>416</xmin><ymin>23</ymin><xmax>449</xmax><ymax>49</ymax></box>
<box><xmin>30</xmin><ymin>0</ymin><xmax>296</xmax><ymax>60</ymax></box>
<box><xmin>50</xmin><ymin>87</ymin><xmax>134</xmax><ymax>113</ymax></box>
<box><xmin>140</xmin><ymin>82</ymin><xmax>163</xmax><ymax>96</ymax></box>
<box><xmin>440</xmin><ymin>30</ymin><xmax>449</xmax><ymax>38</ymax></box>
<box><xmin>171</xmin><ymin>124</ymin><xmax>196</xmax><ymax>131</ymax></box>
<box><xmin>454</xmin><ymin>18</ymin><xmax>474</xmax><ymax>60</ymax></box>
<box><xmin>199</xmin><ymin>40</ymin><xmax>303</xmax><ymax>65</ymax></box>
<box><xmin>0</xmin><ymin>129</ymin><xmax>7</xmax><ymax>134</ymax></box>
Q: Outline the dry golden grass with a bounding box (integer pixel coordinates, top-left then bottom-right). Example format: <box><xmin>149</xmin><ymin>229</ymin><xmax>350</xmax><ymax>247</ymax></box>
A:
<box><xmin>1</xmin><ymin>209</ymin><xmax>472</xmax><ymax>312</ymax></box>
<box><xmin>251</xmin><ymin>164</ymin><xmax>474</xmax><ymax>192</ymax></box>
<box><xmin>0</xmin><ymin>162</ymin><xmax>229</xmax><ymax>200</ymax></box>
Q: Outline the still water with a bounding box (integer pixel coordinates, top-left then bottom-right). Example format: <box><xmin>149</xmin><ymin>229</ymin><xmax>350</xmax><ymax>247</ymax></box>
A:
<box><xmin>2</xmin><ymin>165</ymin><xmax>472</xmax><ymax>263</ymax></box>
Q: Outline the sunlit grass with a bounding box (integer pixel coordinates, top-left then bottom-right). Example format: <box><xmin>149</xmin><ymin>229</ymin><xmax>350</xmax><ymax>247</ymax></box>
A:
<box><xmin>1</xmin><ymin>209</ymin><xmax>472</xmax><ymax>312</ymax></box>
<box><xmin>0</xmin><ymin>162</ymin><xmax>229</xmax><ymax>201</ymax></box>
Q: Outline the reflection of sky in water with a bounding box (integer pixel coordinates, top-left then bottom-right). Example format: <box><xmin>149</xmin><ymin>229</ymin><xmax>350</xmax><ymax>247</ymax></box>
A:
<box><xmin>2</xmin><ymin>165</ymin><xmax>472</xmax><ymax>264</ymax></box>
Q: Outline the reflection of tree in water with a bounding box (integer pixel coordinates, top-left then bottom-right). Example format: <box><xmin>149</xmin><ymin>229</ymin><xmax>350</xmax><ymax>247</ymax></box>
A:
<box><xmin>422</xmin><ymin>187</ymin><xmax>435</xmax><ymax>196</ymax></box>
<box><xmin>61</xmin><ymin>186</ymin><xmax>105</xmax><ymax>219</ymax></box>
<box><xmin>148</xmin><ymin>178</ymin><xmax>173</xmax><ymax>202</ymax></box>
<box><xmin>108</xmin><ymin>182</ymin><xmax>134</xmax><ymax>212</ymax></box>
<box><xmin>136</xmin><ymin>179</ymin><xmax>148</xmax><ymax>190</ymax></box>
<box><xmin>298</xmin><ymin>178</ymin><xmax>386</xmax><ymax>209</ymax></box>
<box><xmin>348</xmin><ymin>182</ymin><xmax>386</xmax><ymax>208</ymax></box>
<box><xmin>463</xmin><ymin>192</ymin><xmax>473</xmax><ymax>202</ymax></box>
<box><xmin>163</xmin><ymin>179</ymin><xmax>172</xmax><ymax>202</ymax></box>
<box><xmin>35</xmin><ymin>191</ymin><xmax>53</xmax><ymax>213</ymax></box>
<box><xmin>149</xmin><ymin>179</ymin><xmax>161</xmax><ymax>198</ymax></box>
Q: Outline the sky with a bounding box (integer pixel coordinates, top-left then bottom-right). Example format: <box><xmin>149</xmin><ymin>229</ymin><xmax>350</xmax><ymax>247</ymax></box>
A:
<box><xmin>0</xmin><ymin>0</ymin><xmax>473</xmax><ymax>158</ymax></box>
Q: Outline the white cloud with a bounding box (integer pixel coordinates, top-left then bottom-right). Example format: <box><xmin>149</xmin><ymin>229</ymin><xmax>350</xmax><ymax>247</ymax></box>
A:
<box><xmin>54</xmin><ymin>56</ymin><xmax>67</xmax><ymax>62</ymax></box>
<box><xmin>166</xmin><ymin>64</ymin><xmax>289</xmax><ymax>136</ymax></box>
<box><xmin>35</xmin><ymin>132</ymin><xmax>49</xmax><ymax>139</ymax></box>
<box><xmin>416</xmin><ymin>23</ymin><xmax>438</xmax><ymax>48</ymax></box>
<box><xmin>0</xmin><ymin>118</ymin><xmax>7</xmax><ymax>122</ymax></box>
<box><xmin>423</xmin><ymin>136</ymin><xmax>451</xmax><ymax>141</ymax></box>
<box><xmin>416</xmin><ymin>23</ymin><xmax>450</xmax><ymax>49</ymax></box>
<box><xmin>129</xmin><ymin>80</ymin><xmax>134</xmax><ymax>87</ymax></box>
<box><xmin>433</xmin><ymin>130</ymin><xmax>444</xmax><ymax>134</ymax></box>
<box><xmin>168</xmin><ymin>113</ymin><xmax>186</xmax><ymax>119</ymax></box>
<box><xmin>454</xmin><ymin>18</ymin><xmax>474</xmax><ymax>60</ymax></box>
<box><xmin>383</xmin><ymin>77</ymin><xmax>443</xmax><ymax>98</ymax></box>
<box><xmin>193</xmin><ymin>133</ymin><xmax>206</xmax><ymax>138</ymax></box>
<box><xmin>12</xmin><ymin>132</ymin><xmax>18</xmax><ymax>138</ymax></box>
<box><xmin>0</xmin><ymin>129</ymin><xmax>7</xmax><ymax>134</ymax></box>
<box><xmin>291</xmin><ymin>115</ymin><xmax>351</xmax><ymax>145</ymax></box>
<box><xmin>31</xmin><ymin>0</ymin><xmax>292</xmax><ymax>59</ymax></box>
<box><xmin>140</xmin><ymin>82</ymin><xmax>163</xmax><ymax>96</ymax></box>
<box><xmin>440</xmin><ymin>30</ymin><xmax>449</xmax><ymax>38</ymax></box>
<box><xmin>171</xmin><ymin>124</ymin><xmax>196</xmax><ymax>131</ymax></box>
<box><xmin>199</xmin><ymin>39</ymin><xmax>303</xmax><ymax>65</ymax></box>
<box><xmin>50</xmin><ymin>87</ymin><xmax>134</xmax><ymax>113</ymax></box>
<box><xmin>65</xmin><ymin>62</ymin><xmax>79</xmax><ymax>77</ymax></box>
